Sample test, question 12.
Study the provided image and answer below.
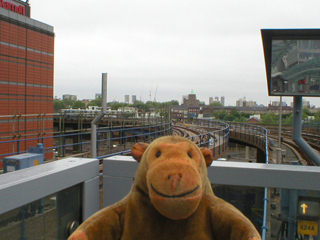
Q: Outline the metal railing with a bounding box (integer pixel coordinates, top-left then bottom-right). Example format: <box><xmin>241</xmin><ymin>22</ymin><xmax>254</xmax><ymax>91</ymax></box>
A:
<box><xmin>0</xmin><ymin>121</ymin><xmax>173</xmax><ymax>160</ymax></box>
<box><xmin>3</xmin><ymin>155</ymin><xmax>319</xmax><ymax>240</ymax></box>
<box><xmin>0</xmin><ymin>119</ymin><xmax>232</xmax><ymax>162</ymax></box>
<box><xmin>189</xmin><ymin>120</ymin><xmax>230</xmax><ymax>156</ymax></box>
<box><xmin>103</xmin><ymin>156</ymin><xmax>320</xmax><ymax>240</ymax></box>
<box><xmin>0</xmin><ymin>119</ymin><xmax>277</xmax><ymax>239</ymax></box>
<box><xmin>196</xmin><ymin>119</ymin><xmax>269</xmax><ymax>238</ymax></box>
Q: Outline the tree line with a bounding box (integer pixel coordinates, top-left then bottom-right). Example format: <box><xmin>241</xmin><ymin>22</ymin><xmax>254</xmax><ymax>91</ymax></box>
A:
<box><xmin>54</xmin><ymin>98</ymin><xmax>179</xmax><ymax>112</ymax></box>
<box><xmin>54</xmin><ymin>98</ymin><xmax>320</xmax><ymax>125</ymax></box>
<box><xmin>212</xmin><ymin>107</ymin><xmax>320</xmax><ymax>125</ymax></box>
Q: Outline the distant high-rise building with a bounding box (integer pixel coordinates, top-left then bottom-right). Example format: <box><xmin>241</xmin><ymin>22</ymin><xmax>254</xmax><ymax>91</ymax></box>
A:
<box><xmin>245</xmin><ymin>100</ymin><xmax>257</xmax><ymax>107</ymax></box>
<box><xmin>95</xmin><ymin>93</ymin><xmax>102</xmax><ymax>99</ymax></box>
<box><xmin>63</xmin><ymin>94</ymin><xmax>77</xmax><ymax>101</ymax></box>
<box><xmin>209</xmin><ymin>97</ymin><xmax>213</xmax><ymax>105</ymax></box>
<box><xmin>220</xmin><ymin>96</ymin><xmax>225</xmax><ymax>106</ymax></box>
<box><xmin>272</xmin><ymin>101</ymin><xmax>287</xmax><ymax>107</ymax></box>
<box><xmin>214</xmin><ymin>97</ymin><xmax>219</xmax><ymax>102</ymax></box>
<box><xmin>132</xmin><ymin>95</ymin><xmax>137</xmax><ymax>103</ymax></box>
<box><xmin>236</xmin><ymin>97</ymin><xmax>256</xmax><ymax>107</ymax></box>
<box><xmin>125</xmin><ymin>95</ymin><xmax>129</xmax><ymax>104</ymax></box>
<box><xmin>236</xmin><ymin>97</ymin><xmax>246</xmax><ymax>107</ymax></box>
<box><xmin>303</xmin><ymin>100</ymin><xmax>310</xmax><ymax>108</ymax></box>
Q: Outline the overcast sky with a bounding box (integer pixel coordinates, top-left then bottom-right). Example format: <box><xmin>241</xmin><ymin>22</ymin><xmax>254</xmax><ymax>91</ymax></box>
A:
<box><xmin>31</xmin><ymin>0</ymin><xmax>320</xmax><ymax>107</ymax></box>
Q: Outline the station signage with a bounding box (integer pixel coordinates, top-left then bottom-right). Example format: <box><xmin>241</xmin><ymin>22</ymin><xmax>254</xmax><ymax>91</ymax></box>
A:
<box><xmin>0</xmin><ymin>0</ymin><xmax>26</xmax><ymax>16</ymax></box>
<box><xmin>298</xmin><ymin>220</ymin><xmax>318</xmax><ymax>236</ymax></box>
<box><xmin>297</xmin><ymin>196</ymin><xmax>320</xmax><ymax>236</ymax></box>
<box><xmin>297</xmin><ymin>196</ymin><xmax>320</xmax><ymax>218</ymax></box>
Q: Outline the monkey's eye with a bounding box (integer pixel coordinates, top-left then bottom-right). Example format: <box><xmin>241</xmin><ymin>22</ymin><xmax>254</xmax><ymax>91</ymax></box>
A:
<box><xmin>156</xmin><ymin>151</ymin><xmax>161</xmax><ymax>158</ymax></box>
<box><xmin>188</xmin><ymin>152</ymin><xmax>193</xmax><ymax>158</ymax></box>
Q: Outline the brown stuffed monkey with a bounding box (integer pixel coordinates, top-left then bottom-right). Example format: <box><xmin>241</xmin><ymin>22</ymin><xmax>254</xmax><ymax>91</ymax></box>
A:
<box><xmin>68</xmin><ymin>136</ymin><xmax>261</xmax><ymax>240</ymax></box>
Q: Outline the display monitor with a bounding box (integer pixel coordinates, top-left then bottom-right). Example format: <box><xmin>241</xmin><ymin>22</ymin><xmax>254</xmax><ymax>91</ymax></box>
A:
<box><xmin>262</xmin><ymin>29</ymin><xmax>320</xmax><ymax>96</ymax></box>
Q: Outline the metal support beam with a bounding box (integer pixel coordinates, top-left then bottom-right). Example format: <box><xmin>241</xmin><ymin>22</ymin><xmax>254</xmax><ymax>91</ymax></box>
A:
<box><xmin>292</xmin><ymin>96</ymin><xmax>320</xmax><ymax>165</ymax></box>
<box><xmin>277</xmin><ymin>96</ymin><xmax>283</xmax><ymax>164</ymax></box>
<box><xmin>91</xmin><ymin>73</ymin><xmax>107</xmax><ymax>158</ymax></box>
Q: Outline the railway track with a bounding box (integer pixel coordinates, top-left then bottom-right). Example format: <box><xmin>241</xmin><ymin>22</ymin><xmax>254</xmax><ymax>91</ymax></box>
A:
<box><xmin>48</xmin><ymin>123</ymin><xmax>320</xmax><ymax>166</ymax></box>
<box><xmin>183</xmin><ymin>122</ymin><xmax>319</xmax><ymax>166</ymax></box>
<box><xmin>268</xmin><ymin>128</ymin><xmax>319</xmax><ymax>166</ymax></box>
<box><xmin>173</xmin><ymin>127</ymin><xmax>189</xmax><ymax>138</ymax></box>
<box><xmin>173</xmin><ymin>125</ymin><xmax>209</xmax><ymax>146</ymax></box>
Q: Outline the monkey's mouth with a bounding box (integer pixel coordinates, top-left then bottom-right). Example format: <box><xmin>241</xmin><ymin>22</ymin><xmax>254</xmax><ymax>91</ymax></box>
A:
<box><xmin>151</xmin><ymin>184</ymin><xmax>200</xmax><ymax>198</ymax></box>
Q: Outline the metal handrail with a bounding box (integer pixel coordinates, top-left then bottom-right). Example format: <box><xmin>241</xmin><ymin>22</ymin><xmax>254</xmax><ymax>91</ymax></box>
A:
<box><xmin>1</xmin><ymin>119</ymin><xmax>270</xmax><ymax>238</ymax></box>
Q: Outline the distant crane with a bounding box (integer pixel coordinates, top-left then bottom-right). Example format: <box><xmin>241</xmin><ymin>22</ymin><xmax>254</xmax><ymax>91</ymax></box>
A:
<box><xmin>154</xmin><ymin>85</ymin><xmax>158</xmax><ymax>102</ymax></box>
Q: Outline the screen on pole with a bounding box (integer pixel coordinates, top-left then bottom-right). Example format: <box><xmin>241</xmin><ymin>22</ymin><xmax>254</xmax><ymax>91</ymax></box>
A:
<box><xmin>262</xmin><ymin>29</ymin><xmax>320</xmax><ymax>97</ymax></box>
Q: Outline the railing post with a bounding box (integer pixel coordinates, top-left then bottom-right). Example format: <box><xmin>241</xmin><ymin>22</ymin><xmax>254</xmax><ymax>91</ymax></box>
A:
<box><xmin>213</xmin><ymin>131</ymin><xmax>216</xmax><ymax>158</ymax></box>
<box><xmin>219</xmin><ymin>131</ymin><xmax>221</xmax><ymax>156</ymax></box>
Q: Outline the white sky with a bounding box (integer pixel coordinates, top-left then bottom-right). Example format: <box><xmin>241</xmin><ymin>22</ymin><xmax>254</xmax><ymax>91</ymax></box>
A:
<box><xmin>31</xmin><ymin>0</ymin><xmax>320</xmax><ymax>107</ymax></box>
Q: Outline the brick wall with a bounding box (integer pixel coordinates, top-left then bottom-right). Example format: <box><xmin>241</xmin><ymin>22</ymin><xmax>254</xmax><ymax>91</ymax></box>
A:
<box><xmin>0</xmin><ymin>15</ymin><xmax>54</xmax><ymax>163</ymax></box>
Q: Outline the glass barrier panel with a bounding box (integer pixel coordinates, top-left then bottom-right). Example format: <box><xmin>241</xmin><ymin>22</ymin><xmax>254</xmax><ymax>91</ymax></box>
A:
<box><xmin>212</xmin><ymin>184</ymin><xmax>265</xmax><ymax>234</ymax></box>
<box><xmin>0</xmin><ymin>184</ymin><xmax>81</xmax><ymax>240</ymax></box>
<box><xmin>0</xmin><ymin>193</ymin><xmax>57</xmax><ymax>240</ymax></box>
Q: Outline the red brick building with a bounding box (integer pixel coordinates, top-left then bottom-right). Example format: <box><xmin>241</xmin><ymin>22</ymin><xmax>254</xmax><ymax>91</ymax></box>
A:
<box><xmin>0</xmin><ymin>0</ymin><xmax>54</xmax><ymax>162</ymax></box>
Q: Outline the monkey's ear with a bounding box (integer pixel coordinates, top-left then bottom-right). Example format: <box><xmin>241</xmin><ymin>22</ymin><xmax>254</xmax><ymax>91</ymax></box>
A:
<box><xmin>200</xmin><ymin>148</ymin><xmax>214</xmax><ymax>167</ymax></box>
<box><xmin>131</xmin><ymin>142</ymin><xmax>149</xmax><ymax>162</ymax></box>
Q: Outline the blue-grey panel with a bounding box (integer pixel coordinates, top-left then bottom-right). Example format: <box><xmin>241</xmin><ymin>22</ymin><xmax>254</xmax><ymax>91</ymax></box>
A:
<box><xmin>103</xmin><ymin>176</ymin><xmax>133</xmax><ymax>207</ymax></box>
<box><xmin>208</xmin><ymin>161</ymin><xmax>320</xmax><ymax>191</ymax></box>
<box><xmin>82</xmin><ymin>176</ymin><xmax>100</xmax><ymax>220</ymax></box>
<box><xmin>103</xmin><ymin>156</ymin><xmax>138</xmax><ymax>178</ymax></box>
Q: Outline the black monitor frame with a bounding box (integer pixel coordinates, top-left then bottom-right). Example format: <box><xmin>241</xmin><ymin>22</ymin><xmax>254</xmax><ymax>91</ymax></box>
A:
<box><xmin>262</xmin><ymin>29</ymin><xmax>320</xmax><ymax>97</ymax></box>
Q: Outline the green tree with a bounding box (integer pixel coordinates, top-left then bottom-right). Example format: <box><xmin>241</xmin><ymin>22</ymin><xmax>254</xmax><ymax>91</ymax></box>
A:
<box><xmin>108</xmin><ymin>102</ymin><xmax>128</xmax><ymax>110</ymax></box>
<box><xmin>89</xmin><ymin>98</ymin><xmax>102</xmax><ymax>107</ymax></box>
<box><xmin>240</xmin><ymin>112</ymin><xmax>250</xmax><ymax>119</ymax></box>
<box><xmin>209</xmin><ymin>102</ymin><xmax>222</xmax><ymax>107</ymax></box>
<box><xmin>167</xmin><ymin>100</ymin><xmax>179</xmax><ymax>106</ymax></box>
<box><xmin>303</xmin><ymin>108</ymin><xmax>312</xmax><ymax>116</ymax></box>
<box><xmin>261</xmin><ymin>113</ymin><xmax>279</xmax><ymax>124</ymax></box>
<box><xmin>132</xmin><ymin>100</ymin><xmax>145</xmax><ymax>109</ymax></box>
<box><xmin>282</xmin><ymin>113</ymin><xmax>293</xmax><ymax>125</ymax></box>
<box><xmin>145</xmin><ymin>101</ymin><xmax>157</xmax><ymax>111</ymax></box>
<box><xmin>230</xmin><ymin>108</ymin><xmax>240</xmax><ymax>118</ymax></box>
<box><xmin>236</xmin><ymin>116</ymin><xmax>248</xmax><ymax>123</ymax></box>
<box><xmin>315</xmin><ymin>111</ymin><xmax>320</xmax><ymax>122</ymax></box>
<box><xmin>62</xmin><ymin>98</ymin><xmax>75</xmax><ymax>108</ymax></box>
<box><xmin>223</xmin><ymin>115</ymin><xmax>235</xmax><ymax>121</ymax></box>
<box><xmin>72</xmin><ymin>100</ymin><xmax>85</xmax><ymax>109</ymax></box>
<box><xmin>214</xmin><ymin>110</ymin><xmax>227</xmax><ymax>120</ymax></box>
<box><xmin>302</xmin><ymin>107</ymin><xmax>314</xmax><ymax>121</ymax></box>
<box><xmin>54</xmin><ymin>100</ymin><xmax>66</xmax><ymax>110</ymax></box>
